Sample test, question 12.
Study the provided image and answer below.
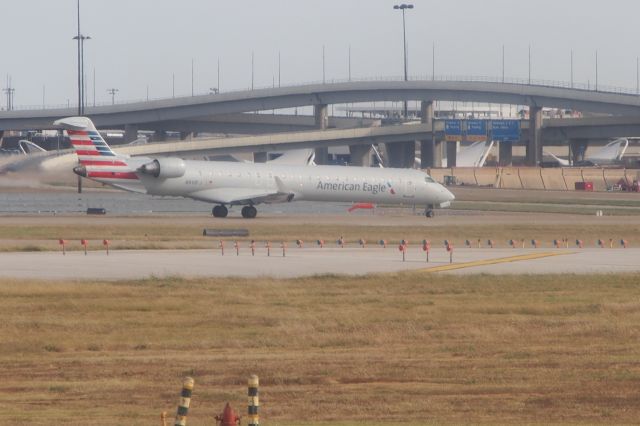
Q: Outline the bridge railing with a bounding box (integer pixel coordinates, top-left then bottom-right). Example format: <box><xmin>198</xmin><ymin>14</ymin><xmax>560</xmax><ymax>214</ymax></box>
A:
<box><xmin>6</xmin><ymin>75</ymin><xmax>639</xmax><ymax>111</ymax></box>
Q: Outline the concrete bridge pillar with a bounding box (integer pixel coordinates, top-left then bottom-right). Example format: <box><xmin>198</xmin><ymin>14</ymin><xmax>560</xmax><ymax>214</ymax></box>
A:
<box><xmin>153</xmin><ymin>130</ymin><xmax>167</xmax><ymax>142</ymax></box>
<box><xmin>569</xmin><ymin>139</ymin><xmax>589</xmax><ymax>164</ymax></box>
<box><xmin>419</xmin><ymin>100</ymin><xmax>442</xmax><ymax>169</ymax></box>
<box><xmin>498</xmin><ymin>141</ymin><xmax>513</xmax><ymax>166</ymax></box>
<box><xmin>124</xmin><ymin>124</ymin><xmax>139</xmax><ymax>143</ymax></box>
<box><xmin>446</xmin><ymin>141</ymin><xmax>457</xmax><ymax>168</ymax></box>
<box><xmin>421</xmin><ymin>139</ymin><xmax>444</xmax><ymax>168</ymax></box>
<box><xmin>386</xmin><ymin>141</ymin><xmax>416</xmax><ymax>168</ymax></box>
<box><xmin>253</xmin><ymin>152</ymin><xmax>268</xmax><ymax>163</ymax></box>
<box><xmin>314</xmin><ymin>104</ymin><xmax>329</xmax><ymax>165</ymax></box>
<box><xmin>526</xmin><ymin>106</ymin><xmax>543</xmax><ymax>166</ymax></box>
<box><xmin>349</xmin><ymin>144</ymin><xmax>372</xmax><ymax>167</ymax></box>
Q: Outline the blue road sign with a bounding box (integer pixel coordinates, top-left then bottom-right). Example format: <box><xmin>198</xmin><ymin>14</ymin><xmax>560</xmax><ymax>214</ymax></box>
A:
<box><xmin>491</xmin><ymin>120</ymin><xmax>520</xmax><ymax>142</ymax></box>
<box><xmin>466</xmin><ymin>120</ymin><xmax>487</xmax><ymax>142</ymax></box>
<box><xmin>444</xmin><ymin>120</ymin><xmax>462</xmax><ymax>141</ymax></box>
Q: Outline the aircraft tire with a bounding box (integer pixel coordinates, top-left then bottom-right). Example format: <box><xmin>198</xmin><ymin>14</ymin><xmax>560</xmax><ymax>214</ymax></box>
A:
<box><xmin>241</xmin><ymin>206</ymin><xmax>257</xmax><ymax>219</ymax></box>
<box><xmin>425</xmin><ymin>209</ymin><xmax>435</xmax><ymax>218</ymax></box>
<box><xmin>213</xmin><ymin>205</ymin><xmax>228</xmax><ymax>218</ymax></box>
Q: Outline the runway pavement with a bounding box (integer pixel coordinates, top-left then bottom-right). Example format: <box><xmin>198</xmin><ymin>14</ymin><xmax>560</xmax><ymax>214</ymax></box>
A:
<box><xmin>1</xmin><ymin>247</ymin><xmax>638</xmax><ymax>280</ymax></box>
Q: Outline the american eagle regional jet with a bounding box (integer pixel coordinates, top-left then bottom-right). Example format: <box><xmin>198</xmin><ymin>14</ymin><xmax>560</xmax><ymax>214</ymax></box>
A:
<box><xmin>55</xmin><ymin>117</ymin><xmax>454</xmax><ymax>218</ymax></box>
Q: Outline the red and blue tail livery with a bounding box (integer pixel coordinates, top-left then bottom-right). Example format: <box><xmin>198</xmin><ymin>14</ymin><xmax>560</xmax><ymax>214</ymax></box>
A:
<box><xmin>54</xmin><ymin>117</ymin><xmax>148</xmax><ymax>192</ymax></box>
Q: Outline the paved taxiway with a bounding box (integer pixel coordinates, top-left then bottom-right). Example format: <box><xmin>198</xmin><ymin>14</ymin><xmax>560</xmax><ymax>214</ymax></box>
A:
<box><xmin>1</xmin><ymin>247</ymin><xmax>638</xmax><ymax>280</ymax></box>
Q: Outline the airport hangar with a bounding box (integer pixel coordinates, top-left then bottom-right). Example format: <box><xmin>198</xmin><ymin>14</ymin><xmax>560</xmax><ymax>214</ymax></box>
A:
<box><xmin>3</xmin><ymin>79</ymin><xmax>640</xmax><ymax>168</ymax></box>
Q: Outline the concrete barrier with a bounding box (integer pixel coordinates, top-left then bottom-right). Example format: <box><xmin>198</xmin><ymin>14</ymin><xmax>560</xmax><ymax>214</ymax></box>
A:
<box><xmin>603</xmin><ymin>169</ymin><xmax>627</xmax><ymax>189</ymax></box>
<box><xmin>452</xmin><ymin>167</ymin><xmax>477</xmax><ymax>185</ymax></box>
<box><xmin>625</xmin><ymin>169</ymin><xmax>640</xmax><ymax>184</ymax></box>
<box><xmin>562</xmin><ymin>168</ymin><xmax>584</xmax><ymax>190</ymax></box>
<box><xmin>518</xmin><ymin>168</ymin><xmax>545</xmax><ymax>190</ymax></box>
<box><xmin>433</xmin><ymin>167</ymin><xmax>640</xmax><ymax>191</ymax></box>
<box><xmin>427</xmin><ymin>168</ymin><xmax>450</xmax><ymax>184</ymax></box>
<box><xmin>474</xmin><ymin>167</ymin><xmax>500</xmax><ymax>187</ymax></box>
<box><xmin>540</xmin><ymin>168</ymin><xmax>568</xmax><ymax>190</ymax></box>
<box><xmin>581</xmin><ymin>169</ymin><xmax>607</xmax><ymax>191</ymax></box>
<box><xmin>498</xmin><ymin>167</ymin><xmax>523</xmax><ymax>189</ymax></box>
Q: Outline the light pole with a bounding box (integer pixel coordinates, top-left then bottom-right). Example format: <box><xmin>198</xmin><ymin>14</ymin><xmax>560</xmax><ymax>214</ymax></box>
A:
<box><xmin>322</xmin><ymin>45</ymin><xmax>326</xmax><ymax>84</ymax></box>
<box><xmin>73</xmin><ymin>33</ymin><xmax>91</xmax><ymax>113</ymax></box>
<box><xmin>75</xmin><ymin>0</ymin><xmax>81</xmax><ymax>115</ymax></box>
<box><xmin>393</xmin><ymin>3</ymin><xmax>413</xmax><ymax>119</ymax></box>
<box><xmin>107</xmin><ymin>88</ymin><xmax>118</xmax><ymax>105</ymax></box>
<box><xmin>73</xmin><ymin>0</ymin><xmax>90</xmax><ymax>115</ymax></box>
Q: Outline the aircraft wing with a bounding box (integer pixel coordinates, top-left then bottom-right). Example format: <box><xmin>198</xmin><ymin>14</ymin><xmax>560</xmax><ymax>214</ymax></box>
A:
<box><xmin>187</xmin><ymin>187</ymin><xmax>291</xmax><ymax>205</ymax></box>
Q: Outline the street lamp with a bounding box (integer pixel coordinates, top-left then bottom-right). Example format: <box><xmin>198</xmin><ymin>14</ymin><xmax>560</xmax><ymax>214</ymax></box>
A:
<box><xmin>73</xmin><ymin>34</ymin><xmax>91</xmax><ymax>113</ymax></box>
<box><xmin>73</xmin><ymin>0</ymin><xmax>91</xmax><ymax>115</ymax></box>
<box><xmin>393</xmin><ymin>3</ymin><xmax>413</xmax><ymax>119</ymax></box>
<box><xmin>107</xmin><ymin>88</ymin><xmax>119</xmax><ymax>105</ymax></box>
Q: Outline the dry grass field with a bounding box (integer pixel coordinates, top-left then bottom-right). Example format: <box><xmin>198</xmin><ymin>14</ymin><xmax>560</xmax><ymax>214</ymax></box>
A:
<box><xmin>1</xmin><ymin>272</ymin><xmax>640</xmax><ymax>424</ymax></box>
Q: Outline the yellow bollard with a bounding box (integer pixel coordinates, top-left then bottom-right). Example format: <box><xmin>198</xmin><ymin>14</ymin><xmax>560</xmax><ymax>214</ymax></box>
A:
<box><xmin>248</xmin><ymin>375</ymin><xmax>260</xmax><ymax>426</ymax></box>
<box><xmin>174</xmin><ymin>377</ymin><xmax>194</xmax><ymax>426</ymax></box>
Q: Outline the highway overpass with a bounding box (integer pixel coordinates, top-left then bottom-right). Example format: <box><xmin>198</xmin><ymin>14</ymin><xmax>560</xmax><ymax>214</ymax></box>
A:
<box><xmin>3</xmin><ymin>80</ymin><xmax>640</xmax><ymax>130</ymax></box>
<box><xmin>4</xmin><ymin>78</ymin><xmax>640</xmax><ymax>167</ymax></box>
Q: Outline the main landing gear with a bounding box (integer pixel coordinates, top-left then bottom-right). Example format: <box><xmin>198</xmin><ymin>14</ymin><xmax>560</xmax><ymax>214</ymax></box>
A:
<box><xmin>241</xmin><ymin>205</ymin><xmax>257</xmax><ymax>219</ymax></box>
<box><xmin>212</xmin><ymin>205</ymin><xmax>258</xmax><ymax>218</ymax></box>
<box><xmin>212</xmin><ymin>205</ymin><xmax>228</xmax><ymax>218</ymax></box>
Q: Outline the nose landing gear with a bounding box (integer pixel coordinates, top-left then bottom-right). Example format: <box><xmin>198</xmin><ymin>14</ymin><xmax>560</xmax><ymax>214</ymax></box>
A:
<box><xmin>241</xmin><ymin>205</ymin><xmax>258</xmax><ymax>219</ymax></box>
<box><xmin>425</xmin><ymin>205</ymin><xmax>435</xmax><ymax>218</ymax></box>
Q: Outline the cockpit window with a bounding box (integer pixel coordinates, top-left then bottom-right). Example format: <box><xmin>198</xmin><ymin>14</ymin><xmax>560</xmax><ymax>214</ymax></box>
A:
<box><xmin>424</xmin><ymin>176</ymin><xmax>436</xmax><ymax>183</ymax></box>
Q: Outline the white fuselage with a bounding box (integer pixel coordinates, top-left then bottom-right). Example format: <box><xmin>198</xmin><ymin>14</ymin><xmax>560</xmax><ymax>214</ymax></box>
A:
<box><xmin>137</xmin><ymin>160</ymin><xmax>455</xmax><ymax>207</ymax></box>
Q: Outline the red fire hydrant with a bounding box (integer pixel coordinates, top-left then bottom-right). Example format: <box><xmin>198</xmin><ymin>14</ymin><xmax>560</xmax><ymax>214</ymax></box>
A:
<box><xmin>215</xmin><ymin>403</ymin><xmax>241</xmax><ymax>426</ymax></box>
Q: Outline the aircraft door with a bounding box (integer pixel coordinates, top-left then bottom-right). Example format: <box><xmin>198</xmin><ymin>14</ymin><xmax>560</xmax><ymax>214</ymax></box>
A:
<box><xmin>404</xmin><ymin>179</ymin><xmax>416</xmax><ymax>199</ymax></box>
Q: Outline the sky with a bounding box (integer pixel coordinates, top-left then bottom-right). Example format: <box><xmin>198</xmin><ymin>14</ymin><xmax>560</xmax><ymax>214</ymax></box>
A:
<box><xmin>2</xmin><ymin>0</ymin><xmax>640</xmax><ymax>109</ymax></box>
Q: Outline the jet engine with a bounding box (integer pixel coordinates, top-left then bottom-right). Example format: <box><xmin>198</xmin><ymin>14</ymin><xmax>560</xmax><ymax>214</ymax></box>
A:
<box><xmin>138</xmin><ymin>158</ymin><xmax>186</xmax><ymax>178</ymax></box>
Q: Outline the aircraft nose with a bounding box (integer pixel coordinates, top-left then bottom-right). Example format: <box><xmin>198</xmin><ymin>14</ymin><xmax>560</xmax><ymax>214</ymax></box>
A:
<box><xmin>444</xmin><ymin>187</ymin><xmax>455</xmax><ymax>202</ymax></box>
